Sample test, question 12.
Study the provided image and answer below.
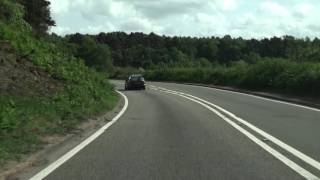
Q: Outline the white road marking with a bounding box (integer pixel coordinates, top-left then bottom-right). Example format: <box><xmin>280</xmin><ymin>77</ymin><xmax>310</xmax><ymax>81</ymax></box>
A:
<box><xmin>155</xmin><ymin>86</ymin><xmax>320</xmax><ymax>173</ymax></box>
<box><xmin>29</xmin><ymin>91</ymin><xmax>129</xmax><ymax>180</ymax></box>
<box><xmin>151</xmin><ymin>87</ymin><xmax>319</xmax><ymax>180</ymax></box>
<box><xmin>184</xmin><ymin>83</ymin><xmax>320</xmax><ymax>112</ymax></box>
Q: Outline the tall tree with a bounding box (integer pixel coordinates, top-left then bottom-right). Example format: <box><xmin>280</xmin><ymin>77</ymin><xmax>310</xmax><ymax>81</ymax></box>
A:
<box><xmin>17</xmin><ymin>0</ymin><xmax>55</xmax><ymax>35</ymax></box>
<box><xmin>73</xmin><ymin>36</ymin><xmax>114</xmax><ymax>73</ymax></box>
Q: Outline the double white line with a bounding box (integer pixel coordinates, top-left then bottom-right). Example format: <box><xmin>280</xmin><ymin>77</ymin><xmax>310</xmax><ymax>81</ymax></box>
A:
<box><xmin>149</xmin><ymin>85</ymin><xmax>320</xmax><ymax>180</ymax></box>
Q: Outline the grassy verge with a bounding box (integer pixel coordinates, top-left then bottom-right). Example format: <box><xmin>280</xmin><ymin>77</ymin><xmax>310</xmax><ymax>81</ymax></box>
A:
<box><xmin>0</xmin><ymin>0</ymin><xmax>119</xmax><ymax>165</ymax></box>
<box><xmin>0</xmin><ymin>91</ymin><xmax>118</xmax><ymax>165</ymax></box>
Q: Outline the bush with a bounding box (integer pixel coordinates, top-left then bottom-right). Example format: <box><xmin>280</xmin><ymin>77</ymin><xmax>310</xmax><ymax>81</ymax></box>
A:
<box><xmin>111</xmin><ymin>67</ymin><xmax>144</xmax><ymax>79</ymax></box>
<box><xmin>144</xmin><ymin>59</ymin><xmax>320</xmax><ymax>97</ymax></box>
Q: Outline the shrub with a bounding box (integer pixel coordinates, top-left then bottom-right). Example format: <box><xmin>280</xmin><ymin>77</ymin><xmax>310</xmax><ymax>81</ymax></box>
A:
<box><xmin>144</xmin><ymin>59</ymin><xmax>320</xmax><ymax>97</ymax></box>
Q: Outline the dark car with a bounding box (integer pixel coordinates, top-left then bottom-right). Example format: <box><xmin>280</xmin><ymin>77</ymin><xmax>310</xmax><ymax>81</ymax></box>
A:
<box><xmin>125</xmin><ymin>74</ymin><xmax>146</xmax><ymax>90</ymax></box>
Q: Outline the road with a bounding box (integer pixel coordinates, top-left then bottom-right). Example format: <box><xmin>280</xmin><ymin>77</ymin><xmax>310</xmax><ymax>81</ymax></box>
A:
<box><xmin>32</xmin><ymin>81</ymin><xmax>320</xmax><ymax>180</ymax></box>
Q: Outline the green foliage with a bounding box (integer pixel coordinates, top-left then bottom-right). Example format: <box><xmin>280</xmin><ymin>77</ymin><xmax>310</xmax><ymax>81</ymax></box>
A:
<box><xmin>66</xmin><ymin>32</ymin><xmax>320</xmax><ymax>69</ymax></box>
<box><xmin>0</xmin><ymin>0</ymin><xmax>25</xmax><ymax>23</ymax></box>
<box><xmin>17</xmin><ymin>0</ymin><xmax>56</xmax><ymax>35</ymax></box>
<box><xmin>71</xmin><ymin>36</ymin><xmax>114</xmax><ymax>74</ymax></box>
<box><xmin>144</xmin><ymin>59</ymin><xmax>320</xmax><ymax>97</ymax></box>
<box><xmin>0</xmin><ymin>0</ymin><xmax>118</xmax><ymax>164</ymax></box>
<box><xmin>111</xmin><ymin>67</ymin><xmax>144</xmax><ymax>79</ymax></box>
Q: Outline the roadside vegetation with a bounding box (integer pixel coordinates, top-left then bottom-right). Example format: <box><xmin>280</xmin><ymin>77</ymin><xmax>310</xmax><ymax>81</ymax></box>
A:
<box><xmin>0</xmin><ymin>0</ymin><xmax>118</xmax><ymax>165</ymax></box>
<box><xmin>144</xmin><ymin>60</ymin><xmax>320</xmax><ymax>97</ymax></box>
<box><xmin>67</xmin><ymin>32</ymin><xmax>320</xmax><ymax>97</ymax></box>
<box><xmin>1</xmin><ymin>0</ymin><xmax>320</xmax><ymax>168</ymax></box>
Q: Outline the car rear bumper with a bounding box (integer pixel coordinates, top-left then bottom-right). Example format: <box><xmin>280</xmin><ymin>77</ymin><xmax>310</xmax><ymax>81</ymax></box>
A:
<box><xmin>127</xmin><ymin>82</ymin><xmax>145</xmax><ymax>89</ymax></box>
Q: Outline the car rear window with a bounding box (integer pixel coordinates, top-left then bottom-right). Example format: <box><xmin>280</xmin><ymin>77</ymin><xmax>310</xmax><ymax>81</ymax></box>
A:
<box><xmin>130</xmin><ymin>76</ymin><xmax>141</xmax><ymax>81</ymax></box>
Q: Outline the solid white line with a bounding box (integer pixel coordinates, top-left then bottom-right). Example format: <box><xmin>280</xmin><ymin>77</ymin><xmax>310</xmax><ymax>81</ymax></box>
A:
<box><xmin>155</xmin><ymin>88</ymin><xmax>319</xmax><ymax>180</ymax></box>
<box><xmin>29</xmin><ymin>91</ymin><xmax>129</xmax><ymax>180</ymax></box>
<box><xmin>185</xmin><ymin>84</ymin><xmax>320</xmax><ymax>112</ymax></box>
<box><xmin>156</xmin><ymin>87</ymin><xmax>320</xmax><ymax>172</ymax></box>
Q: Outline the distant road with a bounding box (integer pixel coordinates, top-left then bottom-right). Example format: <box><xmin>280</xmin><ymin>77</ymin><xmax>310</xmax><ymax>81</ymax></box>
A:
<box><xmin>33</xmin><ymin>81</ymin><xmax>320</xmax><ymax>180</ymax></box>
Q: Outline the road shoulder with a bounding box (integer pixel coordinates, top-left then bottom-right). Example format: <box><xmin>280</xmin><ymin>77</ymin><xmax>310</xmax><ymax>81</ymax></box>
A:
<box><xmin>0</xmin><ymin>95</ymin><xmax>125</xmax><ymax>180</ymax></box>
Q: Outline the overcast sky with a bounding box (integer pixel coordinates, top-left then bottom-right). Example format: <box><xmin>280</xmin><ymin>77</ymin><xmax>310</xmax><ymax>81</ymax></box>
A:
<box><xmin>49</xmin><ymin>0</ymin><xmax>320</xmax><ymax>38</ymax></box>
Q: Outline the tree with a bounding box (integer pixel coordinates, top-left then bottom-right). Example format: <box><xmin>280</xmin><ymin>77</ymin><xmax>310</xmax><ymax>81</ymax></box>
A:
<box><xmin>197</xmin><ymin>39</ymin><xmax>218</xmax><ymax>62</ymax></box>
<box><xmin>170</xmin><ymin>48</ymin><xmax>189</xmax><ymax>64</ymax></box>
<box><xmin>197</xmin><ymin>58</ymin><xmax>211</xmax><ymax>67</ymax></box>
<box><xmin>217</xmin><ymin>35</ymin><xmax>244</xmax><ymax>63</ymax></box>
<box><xmin>74</xmin><ymin>36</ymin><xmax>114</xmax><ymax>74</ymax></box>
<box><xmin>17</xmin><ymin>0</ymin><xmax>55</xmax><ymax>35</ymax></box>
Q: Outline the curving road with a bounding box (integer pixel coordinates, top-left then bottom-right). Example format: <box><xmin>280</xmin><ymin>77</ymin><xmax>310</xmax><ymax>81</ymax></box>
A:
<box><xmin>32</xmin><ymin>81</ymin><xmax>320</xmax><ymax>180</ymax></box>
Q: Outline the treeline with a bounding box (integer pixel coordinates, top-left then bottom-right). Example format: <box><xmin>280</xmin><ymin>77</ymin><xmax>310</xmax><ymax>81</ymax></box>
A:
<box><xmin>65</xmin><ymin>32</ymin><xmax>320</xmax><ymax>69</ymax></box>
<box><xmin>63</xmin><ymin>32</ymin><xmax>320</xmax><ymax>97</ymax></box>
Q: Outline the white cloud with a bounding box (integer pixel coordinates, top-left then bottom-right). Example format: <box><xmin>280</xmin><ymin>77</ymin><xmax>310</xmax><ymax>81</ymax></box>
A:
<box><xmin>295</xmin><ymin>3</ymin><xmax>314</xmax><ymax>14</ymax></box>
<box><xmin>119</xmin><ymin>17</ymin><xmax>163</xmax><ymax>33</ymax></box>
<box><xmin>238</xmin><ymin>13</ymin><xmax>256</xmax><ymax>27</ymax></box>
<box><xmin>194</xmin><ymin>13</ymin><xmax>229</xmax><ymax>36</ymax></box>
<box><xmin>50</xmin><ymin>0</ymin><xmax>71</xmax><ymax>14</ymax></box>
<box><xmin>216</xmin><ymin>0</ymin><xmax>239</xmax><ymax>11</ymax></box>
<box><xmin>260</xmin><ymin>1</ymin><xmax>290</xmax><ymax>17</ymax></box>
<box><xmin>50</xmin><ymin>26</ymin><xmax>71</xmax><ymax>35</ymax></box>
<box><xmin>109</xmin><ymin>1</ymin><xmax>135</xmax><ymax>17</ymax></box>
<box><xmin>49</xmin><ymin>0</ymin><xmax>320</xmax><ymax>38</ymax></box>
<box><xmin>293</xmin><ymin>3</ymin><xmax>314</xmax><ymax>19</ymax></box>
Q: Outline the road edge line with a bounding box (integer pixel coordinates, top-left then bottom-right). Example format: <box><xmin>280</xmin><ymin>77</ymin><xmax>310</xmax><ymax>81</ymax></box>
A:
<box><xmin>29</xmin><ymin>91</ymin><xmax>129</xmax><ymax>180</ymax></box>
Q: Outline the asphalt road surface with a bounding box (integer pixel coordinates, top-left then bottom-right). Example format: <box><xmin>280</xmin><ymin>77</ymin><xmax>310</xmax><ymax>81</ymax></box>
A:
<box><xmin>34</xmin><ymin>81</ymin><xmax>320</xmax><ymax>180</ymax></box>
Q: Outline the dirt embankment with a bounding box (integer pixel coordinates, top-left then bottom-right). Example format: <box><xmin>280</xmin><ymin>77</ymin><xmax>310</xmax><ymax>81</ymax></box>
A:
<box><xmin>0</xmin><ymin>40</ymin><xmax>63</xmax><ymax>97</ymax></box>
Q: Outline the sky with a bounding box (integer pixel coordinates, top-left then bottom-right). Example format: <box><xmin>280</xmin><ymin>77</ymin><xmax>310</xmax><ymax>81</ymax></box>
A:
<box><xmin>49</xmin><ymin>0</ymin><xmax>320</xmax><ymax>38</ymax></box>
